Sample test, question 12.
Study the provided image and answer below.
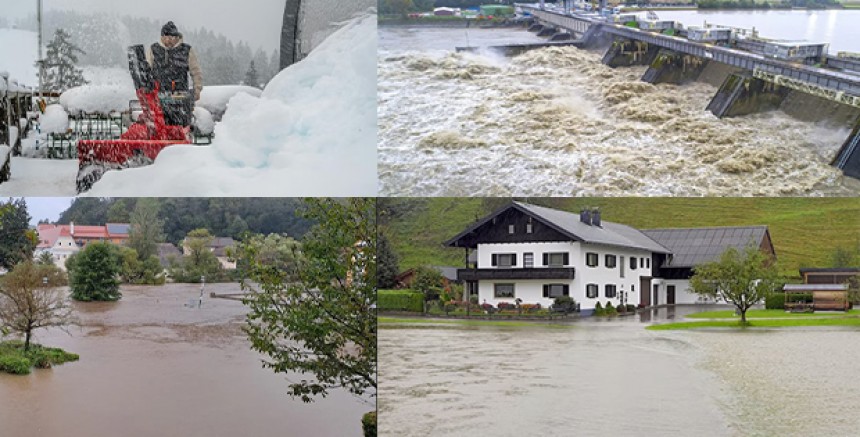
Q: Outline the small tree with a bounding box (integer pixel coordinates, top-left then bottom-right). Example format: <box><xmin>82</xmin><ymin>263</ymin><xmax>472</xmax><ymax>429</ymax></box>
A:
<box><xmin>413</xmin><ymin>266</ymin><xmax>444</xmax><ymax>302</ymax></box>
<box><xmin>242</xmin><ymin>198</ymin><xmax>376</xmax><ymax>403</ymax></box>
<box><xmin>36</xmin><ymin>251</ymin><xmax>55</xmax><ymax>266</ymax></box>
<box><xmin>0</xmin><ymin>199</ymin><xmax>38</xmax><ymax>270</ymax></box>
<box><xmin>69</xmin><ymin>242</ymin><xmax>121</xmax><ymax>302</ymax></box>
<box><xmin>0</xmin><ymin>262</ymin><xmax>71</xmax><ymax>352</ymax></box>
<box><xmin>377</xmin><ymin>232</ymin><xmax>399</xmax><ymax>289</ymax></box>
<box><xmin>690</xmin><ymin>245</ymin><xmax>780</xmax><ymax>324</ymax></box>
<box><xmin>42</xmin><ymin>28</ymin><xmax>89</xmax><ymax>93</ymax></box>
<box><xmin>244</xmin><ymin>60</ymin><xmax>259</xmax><ymax>87</ymax></box>
<box><xmin>128</xmin><ymin>198</ymin><xmax>165</xmax><ymax>260</ymax></box>
<box><xmin>170</xmin><ymin>228</ymin><xmax>223</xmax><ymax>282</ymax></box>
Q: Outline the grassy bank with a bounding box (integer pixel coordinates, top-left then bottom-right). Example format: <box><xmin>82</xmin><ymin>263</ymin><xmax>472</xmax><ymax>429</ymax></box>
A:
<box><xmin>383</xmin><ymin>198</ymin><xmax>860</xmax><ymax>278</ymax></box>
<box><xmin>0</xmin><ymin>341</ymin><xmax>79</xmax><ymax>375</ymax></box>
<box><xmin>686</xmin><ymin>309</ymin><xmax>860</xmax><ymax>319</ymax></box>
<box><xmin>379</xmin><ymin>316</ymin><xmax>573</xmax><ymax>328</ymax></box>
<box><xmin>648</xmin><ymin>317</ymin><xmax>860</xmax><ymax>330</ymax></box>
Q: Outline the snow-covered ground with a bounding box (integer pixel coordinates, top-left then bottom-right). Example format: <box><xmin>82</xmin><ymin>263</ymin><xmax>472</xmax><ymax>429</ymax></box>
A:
<box><xmin>0</xmin><ymin>28</ymin><xmax>38</xmax><ymax>88</ymax></box>
<box><xmin>86</xmin><ymin>13</ymin><xmax>377</xmax><ymax>196</ymax></box>
<box><xmin>0</xmin><ymin>156</ymin><xmax>78</xmax><ymax>196</ymax></box>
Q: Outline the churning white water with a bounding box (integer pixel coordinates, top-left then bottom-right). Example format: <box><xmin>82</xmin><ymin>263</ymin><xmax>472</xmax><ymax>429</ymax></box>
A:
<box><xmin>378</xmin><ymin>26</ymin><xmax>860</xmax><ymax>196</ymax></box>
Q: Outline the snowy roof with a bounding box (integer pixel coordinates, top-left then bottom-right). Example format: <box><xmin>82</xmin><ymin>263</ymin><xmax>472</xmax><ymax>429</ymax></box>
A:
<box><xmin>59</xmin><ymin>85</ymin><xmax>136</xmax><ymax>115</ymax></box>
<box><xmin>642</xmin><ymin>226</ymin><xmax>771</xmax><ymax>268</ymax></box>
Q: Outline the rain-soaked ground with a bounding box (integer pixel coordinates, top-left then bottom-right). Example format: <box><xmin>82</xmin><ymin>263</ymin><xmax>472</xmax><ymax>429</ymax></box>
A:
<box><xmin>379</xmin><ymin>305</ymin><xmax>860</xmax><ymax>436</ymax></box>
<box><xmin>0</xmin><ymin>283</ymin><xmax>370</xmax><ymax>437</ymax></box>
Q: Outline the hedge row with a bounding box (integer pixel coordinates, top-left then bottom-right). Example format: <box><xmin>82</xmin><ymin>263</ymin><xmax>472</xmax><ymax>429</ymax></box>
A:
<box><xmin>379</xmin><ymin>290</ymin><xmax>424</xmax><ymax>312</ymax></box>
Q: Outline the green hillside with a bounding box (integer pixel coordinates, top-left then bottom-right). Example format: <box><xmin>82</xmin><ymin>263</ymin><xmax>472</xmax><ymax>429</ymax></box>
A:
<box><xmin>381</xmin><ymin>198</ymin><xmax>860</xmax><ymax>278</ymax></box>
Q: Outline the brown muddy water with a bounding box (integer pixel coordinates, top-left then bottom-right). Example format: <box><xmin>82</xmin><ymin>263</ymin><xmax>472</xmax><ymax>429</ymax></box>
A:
<box><xmin>0</xmin><ymin>284</ymin><xmax>370</xmax><ymax>437</ymax></box>
<box><xmin>378</xmin><ymin>26</ymin><xmax>860</xmax><ymax>196</ymax></box>
<box><xmin>379</xmin><ymin>306</ymin><xmax>860</xmax><ymax>436</ymax></box>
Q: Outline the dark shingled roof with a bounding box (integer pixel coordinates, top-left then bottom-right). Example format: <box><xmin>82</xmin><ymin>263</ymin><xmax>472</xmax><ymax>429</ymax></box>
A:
<box><xmin>642</xmin><ymin>226</ymin><xmax>769</xmax><ymax>268</ymax></box>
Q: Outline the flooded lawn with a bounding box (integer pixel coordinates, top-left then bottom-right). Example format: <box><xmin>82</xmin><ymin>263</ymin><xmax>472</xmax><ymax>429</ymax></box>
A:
<box><xmin>379</xmin><ymin>306</ymin><xmax>860</xmax><ymax>436</ymax></box>
<box><xmin>0</xmin><ymin>283</ymin><xmax>370</xmax><ymax>437</ymax></box>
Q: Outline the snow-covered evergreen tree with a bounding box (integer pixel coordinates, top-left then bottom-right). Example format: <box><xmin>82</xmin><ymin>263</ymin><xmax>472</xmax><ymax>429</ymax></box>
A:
<box><xmin>41</xmin><ymin>28</ymin><xmax>88</xmax><ymax>92</ymax></box>
<box><xmin>244</xmin><ymin>61</ymin><xmax>259</xmax><ymax>88</ymax></box>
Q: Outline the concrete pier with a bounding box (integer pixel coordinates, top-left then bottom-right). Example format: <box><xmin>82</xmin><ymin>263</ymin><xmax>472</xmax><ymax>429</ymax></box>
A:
<box><xmin>601</xmin><ymin>39</ymin><xmax>659</xmax><ymax>68</ymax></box>
<box><xmin>642</xmin><ymin>50</ymin><xmax>709</xmax><ymax>85</ymax></box>
<box><xmin>834</xmin><ymin>118</ymin><xmax>860</xmax><ymax>179</ymax></box>
<box><xmin>706</xmin><ymin>73</ymin><xmax>789</xmax><ymax>118</ymax></box>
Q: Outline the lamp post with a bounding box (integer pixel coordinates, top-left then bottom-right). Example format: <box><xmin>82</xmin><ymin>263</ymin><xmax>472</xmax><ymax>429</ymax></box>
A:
<box><xmin>199</xmin><ymin>275</ymin><xmax>205</xmax><ymax>308</ymax></box>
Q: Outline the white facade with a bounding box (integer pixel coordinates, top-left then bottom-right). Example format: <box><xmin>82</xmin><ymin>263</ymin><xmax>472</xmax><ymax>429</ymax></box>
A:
<box><xmin>50</xmin><ymin>235</ymin><xmax>79</xmax><ymax>270</ymax></box>
<box><xmin>475</xmin><ymin>241</ymin><xmax>656</xmax><ymax>312</ymax></box>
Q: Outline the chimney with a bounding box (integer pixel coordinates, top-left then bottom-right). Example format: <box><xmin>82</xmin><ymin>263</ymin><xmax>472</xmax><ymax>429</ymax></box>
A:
<box><xmin>70</xmin><ymin>221</ymin><xmax>75</xmax><ymax>236</ymax></box>
<box><xmin>592</xmin><ymin>208</ymin><xmax>601</xmax><ymax>227</ymax></box>
<box><xmin>580</xmin><ymin>208</ymin><xmax>592</xmax><ymax>226</ymax></box>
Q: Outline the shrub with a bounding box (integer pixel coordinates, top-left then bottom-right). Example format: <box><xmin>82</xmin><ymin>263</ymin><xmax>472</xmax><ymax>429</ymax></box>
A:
<box><xmin>0</xmin><ymin>354</ymin><xmax>31</xmax><ymax>375</ymax></box>
<box><xmin>626</xmin><ymin>304</ymin><xmax>636</xmax><ymax>313</ymax></box>
<box><xmin>362</xmin><ymin>411</ymin><xmax>377</xmax><ymax>437</ymax></box>
<box><xmin>480</xmin><ymin>303</ymin><xmax>494</xmax><ymax>312</ymax></box>
<box><xmin>497</xmin><ymin>302</ymin><xmax>515</xmax><ymax>310</ymax></box>
<box><xmin>469</xmin><ymin>295</ymin><xmax>479</xmax><ymax>305</ymax></box>
<box><xmin>378</xmin><ymin>290</ymin><xmax>424</xmax><ymax>312</ymax></box>
<box><xmin>765</xmin><ymin>293</ymin><xmax>785</xmax><ymax>310</ymax></box>
<box><xmin>521</xmin><ymin>303</ymin><xmax>541</xmax><ymax>312</ymax></box>
<box><xmin>604</xmin><ymin>301</ymin><xmax>617</xmax><ymax>316</ymax></box>
<box><xmin>593</xmin><ymin>301</ymin><xmax>605</xmax><ymax>316</ymax></box>
<box><xmin>69</xmin><ymin>242</ymin><xmax>121</xmax><ymax>301</ymax></box>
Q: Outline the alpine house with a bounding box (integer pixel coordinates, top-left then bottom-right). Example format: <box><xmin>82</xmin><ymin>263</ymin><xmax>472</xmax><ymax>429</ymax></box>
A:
<box><xmin>445</xmin><ymin>202</ymin><xmax>775</xmax><ymax>314</ymax></box>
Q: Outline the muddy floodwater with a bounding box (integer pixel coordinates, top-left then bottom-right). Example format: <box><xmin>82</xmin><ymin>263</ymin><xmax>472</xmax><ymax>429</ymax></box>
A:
<box><xmin>378</xmin><ymin>26</ymin><xmax>860</xmax><ymax>196</ymax></box>
<box><xmin>0</xmin><ymin>284</ymin><xmax>370</xmax><ymax>437</ymax></box>
<box><xmin>379</xmin><ymin>307</ymin><xmax>860</xmax><ymax>436</ymax></box>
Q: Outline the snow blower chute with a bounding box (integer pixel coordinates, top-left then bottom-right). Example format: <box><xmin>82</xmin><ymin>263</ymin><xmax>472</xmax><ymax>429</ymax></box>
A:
<box><xmin>76</xmin><ymin>45</ymin><xmax>192</xmax><ymax>193</ymax></box>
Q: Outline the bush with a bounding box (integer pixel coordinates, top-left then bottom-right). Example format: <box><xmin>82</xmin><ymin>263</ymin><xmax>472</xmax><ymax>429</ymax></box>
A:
<box><xmin>786</xmin><ymin>293</ymin><xmax>813</xmax><ymax>304</ymax></box>
<box><xmin>497</xmin><ymin>302</ymin><xmax>515</xmax><ymax>310</ymax></box>
<box><xmin>0</xmin><ymin>342</ymin><xmax>79</xmax><ymax>375</ymax></box>
<box><xmin>626</xmin><ymin>304</ymin><xmax>636</xmax><ymax>313</ymax></box>
<box><xmin>362</xmin><ymin>411</ymin><xmax>377</xmax><ymax>437</ymax></box>
<box><xmin>0</xmin><ymin>354</ymin><xmax>31</xmax><ymax>375</ymax></box>
<box><xmin>593</xmin><ymin>301</ymin><xmax>605</xmax><ymax>316</ymax></box>
<box><xmin>480</xmin><ymin>303</ymin><xmax>494</xmax><ymax>312</ymax></box>
<box><xmin>604</xmin><ymin>301</ymin><xmax>617</xmax><ymax>316</ymax></box>
<box><xmin>765</xmin><ymin>293</ymin><xmax>785</xmax><ymax>310</ymax></box>
<box><xmin>378</xmin><ymin>290</ymin><xmax>423</xmax><ymax>312</ymax></box>
<box><xmin>521</xmin><ymin>303</ymin><xmax>541</xmax><ymax>312</ymax></box>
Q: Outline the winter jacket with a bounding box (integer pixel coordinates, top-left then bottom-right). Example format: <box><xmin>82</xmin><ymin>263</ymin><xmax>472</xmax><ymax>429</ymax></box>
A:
<box><xmin>145</xmin><ymin>38</ymin><xmax>203</xmax><ymax>98</ymax></box>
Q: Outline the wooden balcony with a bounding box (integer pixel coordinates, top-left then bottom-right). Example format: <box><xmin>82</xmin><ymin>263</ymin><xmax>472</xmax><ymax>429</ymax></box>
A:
<box><xmin>457</xmin><ymin>267</ymin><xmax>575</xmax><ymax>281</ymax></box>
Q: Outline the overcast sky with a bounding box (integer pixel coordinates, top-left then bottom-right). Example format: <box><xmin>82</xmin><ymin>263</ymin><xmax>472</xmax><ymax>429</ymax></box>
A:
<box><xmin>3</xmin><ymin>0</ymin><xmax>285</xmax><ymax>53</ymax></box>
<box><xmin>24</xmin><ymin>197</ymin><xmax>73</xmax><ymax>226</ymax></box>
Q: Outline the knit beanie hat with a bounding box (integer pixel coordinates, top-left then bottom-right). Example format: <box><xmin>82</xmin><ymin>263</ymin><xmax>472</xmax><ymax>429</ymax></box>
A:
<box><xmin>161</xmin><ymin>21</ymin><xmax>181</xmax><ymax>37</ymax></box>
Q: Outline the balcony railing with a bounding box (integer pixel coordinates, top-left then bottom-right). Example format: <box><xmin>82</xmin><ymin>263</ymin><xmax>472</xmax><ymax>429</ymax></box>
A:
<box><xmin>457</xmin><ymin>267</ymin><xmax>575</xmax><ymax>281</ymax></box>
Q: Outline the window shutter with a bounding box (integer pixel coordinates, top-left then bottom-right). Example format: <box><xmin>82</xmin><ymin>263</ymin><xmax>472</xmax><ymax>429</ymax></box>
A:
<box><xmin>563</xmin><ymin>285</ymin><xmax>569</xmax><ymax>296</ymax></box>
<box><xmin>512</xmin><ymin>254</ymin><xmax>517</xmax><ymax>266</ymax></box>
<box><xmin>492</xmin><ymin>254</ymin><xmax>497</xmax><ymax>266</ymax></box>
<box><xmin>563</xmin><ymin>253</ymin><xmax>569</xmax><ymax>266</ymax></box>
<box><xmin>543</xmin><ymin>253</ymin><xmax>548</xmax><ymax>266</ymax></box>
<box><xmin>543</xmin><ymin>285</ymin><xmax>549</xmax><ymax>298</ymax></box>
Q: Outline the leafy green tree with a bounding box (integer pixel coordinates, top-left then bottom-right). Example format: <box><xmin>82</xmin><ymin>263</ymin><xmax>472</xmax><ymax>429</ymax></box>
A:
<box><xmin>0</xmin><ymin>199</ymin><xmax>38</xmax><ymax>270</ymax></box>
<box><xmin>234</xmin><ymin>233</ymin><xmax>302</xmax><ymax>281</ymax></box>
<box><xmin>690</xmin><ymin>245</ymin><xmax>781</xmax><ymax>324</ymax></box>
<box><xmin>106</xmin><ymin>198</ymin><xmax>132</xmax><ymax>223</ymax></box>
<box><xmin>377</xmin><ymin>232</ymin><xmax>399</xmax><ymax>289</ymax></box>
<box><xmin>0</xmin><ymin>262</ymin><xmax>70</xmax><ymax>351</ymax></box>
<box><xmin>69</xmin><ymin>242</ymin><xmax>121</xmax><ymax>301</ymax></box>
<box><xmin>830</xmin><ymin>245</ymin><xmax>859</xmax><ymax>268</ymax></box>
<box><xmin>242</xmin><ymin>198</ymin><xmax>376</xmax><ymax>403</ymax></box>
<box><xmin>116</xmin><ymin>246</ymin><xmax>165</xmax><ymax>285</ymax></box>
<box><xmin>128</xmin><ymin>198</ymin><xmax>165</xmax><ymax>260</ymax></box>
<box><xmin>36</xmin><ymin>251</ymin><xmax>55</xmax><ymax>266</ymax></box>
<box><xmin>169</xmin><ymin>228</ymin><xmax>224</xmax><ymax>283</ymax></box>
<box><xmin>413</xmin><ymin>265</ymin><xmax>444</xmax><ymax>301</ymax></box>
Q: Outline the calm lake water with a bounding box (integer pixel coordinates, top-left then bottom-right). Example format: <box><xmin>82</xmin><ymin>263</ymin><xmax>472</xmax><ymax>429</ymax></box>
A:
<box><xmin>0</xmin><ymin>284</ymin><xmax>370</xmax><ymax>437</ymax></box>
<box><xmin>378</xmin><ymin>307</ymin><xmax>860</xmax><ymax>436</ymax></box>
<box><xmin>378</xmin><ymin>11</ymin><xmax>860</xmax><ymax>197</ymax></box>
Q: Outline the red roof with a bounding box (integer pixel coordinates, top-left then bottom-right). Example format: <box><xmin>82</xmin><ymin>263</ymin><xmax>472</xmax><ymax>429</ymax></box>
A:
<box><xmin>36</xmin><ymin>225</ymin><xmax>62</xmax><ymax>249</ymax></box>
<box><xmin>37</xmin><ymin>222</ymin><xmax>130</xmax><ymax>247</ymax></box>
<box><xmin>72</xmin><ymin>225</ymin><xmax>109</xmax><ymax>239</ymax></box>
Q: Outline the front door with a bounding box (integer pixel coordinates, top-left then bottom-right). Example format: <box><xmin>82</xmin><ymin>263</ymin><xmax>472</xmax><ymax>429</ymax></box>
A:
<box><xmin>640</xmin><ymin>277</ymin><xmax>651</xmax><ymax>306</ymax></box>
<box><xmin>667</xmin><ymin>285</ymin><xmax>676</xmax><ymax>305</ymax></box>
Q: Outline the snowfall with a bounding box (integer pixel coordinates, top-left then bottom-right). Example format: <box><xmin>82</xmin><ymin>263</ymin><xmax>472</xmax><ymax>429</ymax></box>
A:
<box><xmin>0</xmin><ymin>13</ymin><xmax>377</xmax><ymax>196</ymax></box>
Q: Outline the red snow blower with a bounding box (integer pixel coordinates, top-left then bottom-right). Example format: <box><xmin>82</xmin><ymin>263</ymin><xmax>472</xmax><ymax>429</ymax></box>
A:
<box><xmin>76</xmin><ymin>45</ymin><xmax>192</xmax><ymax>193</ymax></box>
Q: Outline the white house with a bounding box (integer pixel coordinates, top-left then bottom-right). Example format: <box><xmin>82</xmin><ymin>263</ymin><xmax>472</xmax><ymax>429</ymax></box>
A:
<box><xmin>446</xmin><ymin>202</ymin><xmax>776</xmax><ymax>315</ymax></box>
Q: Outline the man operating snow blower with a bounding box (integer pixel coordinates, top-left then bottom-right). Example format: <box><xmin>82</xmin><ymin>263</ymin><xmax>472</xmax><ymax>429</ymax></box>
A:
<box><xmin>145</xmin><ymin>21</ymin><xmax>203</xmax><ymax>127</ymax></box>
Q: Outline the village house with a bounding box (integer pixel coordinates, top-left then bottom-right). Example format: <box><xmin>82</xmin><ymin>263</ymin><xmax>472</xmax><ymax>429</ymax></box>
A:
<box><xmin>35</xmin><ymin>222</ymin><xmax>131</xmax><ymax>269</ymax></box>
<box><xmin>445</xmin><ymin>202</ymin><xmax>775</xmax><ymax>314</ymax></box>
<box><xmin>182</xmin><ymin>236</ymin><xmax>237</xmax><ymax>270</ymax></box>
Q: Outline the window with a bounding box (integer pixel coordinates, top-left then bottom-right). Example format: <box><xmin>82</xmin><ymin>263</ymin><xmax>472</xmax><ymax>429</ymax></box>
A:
<box><xmin>646</xmin><ymin>258</ymin><xmax>651</xmax><ymax>269</ymax></box>
<box><xmin>640</xmin><ymin>258</ymin><xmax>644</xmax><ymax>268</ymax></box>
<box><xmin>494</xmin><ymin>283</ymin><xmax>515</xmax><ymax>298</ymax></box>
<box><xmin>605</xmin><ymin>284</ymin><xmax>617</xmax><ymax>298</ymax></box>
<box><xmin>543</xmin><ymin>252</ymin><xmax>569</xmax><ymax>267</ymax></box>
<box><xmin>631</xmin><ymin>285</ymin><xmax>635</xmax><ymax>292</ymax></box>
<box><xmin>620</xmin><ymin>257</ymin><xmax>625</xmax><ymax>278</ymax></box>
<box><xmin>605</xmin><ymin>254</ymin><xmax>617</xmax><ymax>268</ymax></box>
<box><xmin>492</xmin><ymin>253</ymin><xmax>517</xmax><ymax>268</ymax></box>
<box><xmin>586</xmin><ymin>252</ymin><xmax>598</xmax><ymax>267</ymax></box>
<box><xmin>526</xmin><ymin>223</ymin><xmax>533</xmax><ymax>234</ymax></box>
<box><xmin>586</xmin><ymin>284</ymin><xmax>598</xmax><ymax>299</ymax></box>
<box><xmin>524</xmin><ymin>253</ymin><xmax>534</xmax><ymax>268</ymax></box>
<box><xmin>543</xmin><ymin>284</ymin><xmax>569</xmax><ymax>298</ymax></box>
<box><xmin>508</xmin><ymin>224</ymin><xmax>515</xmax><ymax>234</ymax></box>
<box><xmin>629</xmin><ymin>257</ymin><xmax>637</xmax><ymax>270</ymax></box>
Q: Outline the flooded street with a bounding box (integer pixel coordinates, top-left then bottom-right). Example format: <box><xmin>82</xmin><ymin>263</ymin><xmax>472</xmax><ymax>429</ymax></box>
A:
<box><xmin>378</xmin><ymin>25</ymin><xmax>860</xmax><ymax>196</ymax></box>
<box><xmin>0</xmin><ymin>283</ymin><xmax>370</xmax><ymax>437</ymax></box>
<box><xmin>379</xmin><ymin>307</ymin><xmax>860</xmax><ymax>436</ymax></box>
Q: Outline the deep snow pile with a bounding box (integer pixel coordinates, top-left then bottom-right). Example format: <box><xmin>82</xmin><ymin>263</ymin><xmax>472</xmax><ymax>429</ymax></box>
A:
<box><xmin>60</xmin><ymin>84</ymin><xmax>137</xmax><ymax>115</ymax></box>
<box><xmin>197</xmin><ymin>86</ymin><xmax>262</xmax><ymax>119</ymax></box>
<box><xmin>40</xmin><ymin>104</ymin><xmax>70</xmax><ymax>134</ymax></box>
<box><xmin>193</xmin><ymin>107</ymin><xmax>215</xmax><ymax>135</ymax></box>
<box><xmin>0</xmin><ymin>29</ymin><xmax>38</xmax><ymax>88</ymax></box>
<box><xmin>87</xmin><ymin>13</ymin><xmax>377</xmax><ymax>196</ymax></box>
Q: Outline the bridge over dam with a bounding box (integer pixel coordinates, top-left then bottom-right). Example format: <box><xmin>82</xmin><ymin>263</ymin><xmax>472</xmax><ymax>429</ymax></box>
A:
<box><xmin>517</xmin><ymin>5</ymin><xmax>860</xmax><ymax>179</ymax></box>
